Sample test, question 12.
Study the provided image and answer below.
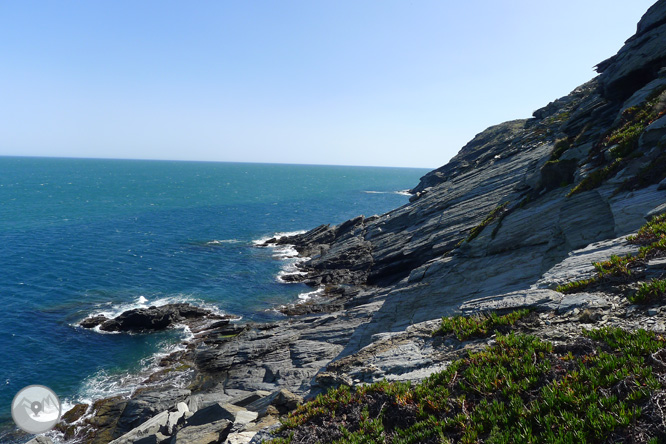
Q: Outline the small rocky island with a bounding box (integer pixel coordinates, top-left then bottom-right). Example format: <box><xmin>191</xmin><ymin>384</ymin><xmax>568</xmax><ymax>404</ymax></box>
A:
<box><xmin>45</xmin><ymin>1</ymin><xmax>666</xmax><ymax>443</ymax></box>
<box><xmin>79</xmin><ymin>303</ymin><xmax>231</xmax><ymax>333</ymax></box>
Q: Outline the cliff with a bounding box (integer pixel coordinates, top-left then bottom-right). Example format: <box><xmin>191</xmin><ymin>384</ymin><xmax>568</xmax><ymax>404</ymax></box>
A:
<box><xmin>57</xmin><ymin>2</ymin><xmax>666</xmax><ymax>443</ymax></box>
<box><xmin>278</xmin><ymin>0</ymin><xmax>666</xmax><ymax>353</ymax></box>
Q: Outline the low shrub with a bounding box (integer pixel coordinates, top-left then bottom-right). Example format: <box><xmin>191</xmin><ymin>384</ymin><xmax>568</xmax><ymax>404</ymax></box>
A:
<box><xmin>434</xmin><ymin>309</ymin><xmax>530</xmax><ymax>340</ymax></box>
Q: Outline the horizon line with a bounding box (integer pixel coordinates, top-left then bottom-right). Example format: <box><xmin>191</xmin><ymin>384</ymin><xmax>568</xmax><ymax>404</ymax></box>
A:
<box><xmin>0</xmin><ymin>154</ymin><xmax>437</xmax><ymax>170</ymax></box>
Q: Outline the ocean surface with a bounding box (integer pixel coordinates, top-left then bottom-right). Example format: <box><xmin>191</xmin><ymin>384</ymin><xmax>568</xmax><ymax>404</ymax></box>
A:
<box><xmin>0</xmin><ymin>156</ymin><xmax>429</xmax><ymax>441</ymax></box>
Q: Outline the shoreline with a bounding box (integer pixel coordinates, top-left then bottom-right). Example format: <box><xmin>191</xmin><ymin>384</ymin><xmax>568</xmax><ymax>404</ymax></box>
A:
<box><xmin>46</xmin><ymin>231</ymin><xmax>335</xmax><ymax>443</ymax></box>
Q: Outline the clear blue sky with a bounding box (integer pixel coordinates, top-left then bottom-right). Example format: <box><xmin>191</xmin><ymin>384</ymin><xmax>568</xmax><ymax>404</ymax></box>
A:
<box><xmin>0</xmin><ymin>1</ymin><xmax>657</xmax><ymax>168</ymax></box>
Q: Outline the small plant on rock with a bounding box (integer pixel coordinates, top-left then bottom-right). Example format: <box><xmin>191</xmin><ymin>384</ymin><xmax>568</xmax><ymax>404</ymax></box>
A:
<box><xmin>434</xmin><ymin>309</ymin><xmax>530</xmax><ymax>340</ymax></box>
<box><xmin>630</xmin><ymin>278</ymin><xmax>666</xmax><ymax>304</ymax></box>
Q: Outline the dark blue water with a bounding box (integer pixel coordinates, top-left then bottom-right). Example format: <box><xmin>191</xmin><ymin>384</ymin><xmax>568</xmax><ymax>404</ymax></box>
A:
<box><xmin>0</xmin><ymin>157</ymin><xmax>428</xmax><ymax>439</ymax></box>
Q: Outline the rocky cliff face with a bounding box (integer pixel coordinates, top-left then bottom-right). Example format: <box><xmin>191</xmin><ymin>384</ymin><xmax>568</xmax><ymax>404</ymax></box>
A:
<box><xmin>61</xmin><ymin>3</ymin><xmax>666</xmax><ymax>443</ymax></box>
<box><xmin>276</xmin><ymin>0</ymin><xmax>666</xmax><ymax>354</ymax></box>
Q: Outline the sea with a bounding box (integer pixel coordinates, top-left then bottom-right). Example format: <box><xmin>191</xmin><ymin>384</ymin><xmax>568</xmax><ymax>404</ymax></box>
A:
<box><xmin>0</xmin><ymin>156</ymin><xmax>429</xmax><ymax>442</ymax></box>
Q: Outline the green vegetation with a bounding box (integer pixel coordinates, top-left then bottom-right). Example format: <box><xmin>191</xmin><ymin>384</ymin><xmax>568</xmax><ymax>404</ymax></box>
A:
<box><xmin>554</xmin><ymin>253</ymin><xmax>637</xmax><ymax>294</ymax></box>
<box><xmin>616</xmin><ymin>151</ymin><xmax>666</xmax><ymax>193</ymax></box>
<box><xmin>555</xmin><ymin>278</ymin><xmax>597</xmax><ymax>294</ymax></box>
<box><xmin>556</xmin><ymin>214</ymin><xmax>666</xmax><ymax>300</ymax></box>
<box><xmin>605</xmin><ymin>101</ymin><xmax>663</xmax><ymax>160</ymax></box>
<box><xmin>630</xmin><ymin>278</ymin><xmax>666</xmax><ymax>304</ymax></box>
<box><xmin>567</xmin><ymin>88</ymin><xmax>666</xmax><ymax>197</ymax></box>
<box><xmin>566</xmin><ymin>160</ymin><xmax>622</xmax><ymax>197</ymax></box>
<box><xmin>544</xmin><ymin>111</ymin><xmax>571</xmax><ymax>126</ymax></box>
<box><xmin>270</xmin><ymin>325</ymin><xmax>666</xmax><ymax>444</ymax></box>
<box><xmin>434</xmin><ymin>309</ymin><xmax>530</xmax><ymax>340</ymax></box>
<box><xmin>593</xmin><ymin>253</ymin><xmax>638</xmax><ymax>278</ymax></box>
<box><xmin>628</xmin><ymin>212</ymin><xmax>666</xmax><ymax>247</ymax></box>
<box><xmin>549</xmin><ymin>138</ymin><xmax>571</xmax><ymax>161</ymax></box>
<box><xmin>466</xmin><ymin>202</ymin><xmax>509</xmax><ymax>242</ymax></box>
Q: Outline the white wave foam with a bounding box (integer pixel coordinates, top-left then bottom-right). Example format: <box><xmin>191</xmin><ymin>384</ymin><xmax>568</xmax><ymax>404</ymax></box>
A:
<box><xmin>76</xmin><ymin>294</ymin><xmax>227</xmax><ymax>332</ymax></box>
<box><xmin>363</xmin><ymin>190</ymin><xmax>412</xmax><ymax>196</ymax></box>
<box><xmin>206</xmin><ymin>239</ymin><xmax>242</xmax><ymax>245</ymax></box>
<box><xmin>252</xmin><ymin>230</ymin><xmax>310</xmax><ymax>284</ymax></box>
<box><xmin>252</xmin><ymin>230</ymin><xmax>306</xmax><ymax>246</ymax></box>
<box><xmin>87</xmin><ymin>294</ymin><xmax>222</xmax><ymax>320</ymax></box>
<box><xmin>298</xmin><ymin>288</ymin><xmax>324</xmax><ymax>301</ymax></box>
<box><xmin>272</xmin><ymin>244</ymin><xmax>299</xmax><ymax>259</ymax></box>
<box><xmin>65</xmin><ymin>329</ymin><xmax>195</xmax><ymax>415</ymax></box>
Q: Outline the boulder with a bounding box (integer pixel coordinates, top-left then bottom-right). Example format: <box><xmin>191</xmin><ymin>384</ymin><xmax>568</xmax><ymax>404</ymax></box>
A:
<box><xmin>86</xmin><ymin>396</ymin><xmax>129</xmax><ymax>444</ymax></box>
<box><xmin>171</xmin><ymin>419</ymin><xmax>233</xmax><ymax>444</ymax></box>
<box><xmin>244</xmin><ymin>389</ymin><xmax>303</xmax><ymax>417</ymax></box>
<box><xmin>271</xmin><ymin>389</ymin><xmax>303</xmax><ymax>414</ymax></box>
<box><xmin>79</xmin><ymin>315</ymin><xmax>109</xmax><ymax>329</ymax></box>
<box><xmin>225</xmin><ymin>431</ymin><xmax>257</xmax><ymax>444</ymax></box>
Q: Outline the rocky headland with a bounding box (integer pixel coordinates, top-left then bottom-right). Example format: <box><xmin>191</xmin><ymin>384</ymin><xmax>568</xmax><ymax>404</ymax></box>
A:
<box><xmin>49</xmin><ymin>1</ymin><xmax>666</xmax><ymax>443</ymax></box>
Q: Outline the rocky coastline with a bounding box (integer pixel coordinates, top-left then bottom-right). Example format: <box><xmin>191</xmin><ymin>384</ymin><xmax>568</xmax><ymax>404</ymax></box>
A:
<box><xmin>41</xmin><ymin>1</ymin><xmax>666</xmax><ymax>443</ymax></box>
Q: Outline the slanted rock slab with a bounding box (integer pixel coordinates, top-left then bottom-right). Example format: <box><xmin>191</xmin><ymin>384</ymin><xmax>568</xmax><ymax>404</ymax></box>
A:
<box><xmin>171</xmin><ymin>419</ymin><xmax>233</xmax><ymax>444</ymax></box>
<box><xmin>185</xmin><ymin>402</ymin><xmax>236</xmax><ymax>427</ymax></box>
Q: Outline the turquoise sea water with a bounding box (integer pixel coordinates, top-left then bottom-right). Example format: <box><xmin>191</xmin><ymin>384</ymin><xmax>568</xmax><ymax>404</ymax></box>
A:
<box><xmin>0</xmin><ymin>156</ymin><xmax>428</xmax><ymax>441</ymax></box>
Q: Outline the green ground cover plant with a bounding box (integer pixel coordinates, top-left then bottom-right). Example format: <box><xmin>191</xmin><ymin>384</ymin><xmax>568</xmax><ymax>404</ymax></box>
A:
<box><xmin>549</xmin><ymin>138</ymin><xmax>571</xmax><ymax>161</ymax></box>
<box><xmin>630</xmin><ymin>278</ymin><xmax>666</xmax><ymax>304</ymax></box>
<box><xmin>269</xmin><ymin>323</ymin><xmax>666</xmax><ymax>444</ymax></box>
<box><xmin>433</xmin><ymin>309</ymin><xmax>530</xmax><ymax>340</ymax></box>
<box><xmin>567</xmin><ymin>89</ymin><xmax>666</xmax><ymax>197</ymax></box>
<box><xmin>566</xmin><ymin>160</ymin><xmax>622</xmax><ymax>197</ymax></box>
<box><xmin>556</xmin><ymin>213</ymin><xmax>666</xmax><ymax>298</ymax></box>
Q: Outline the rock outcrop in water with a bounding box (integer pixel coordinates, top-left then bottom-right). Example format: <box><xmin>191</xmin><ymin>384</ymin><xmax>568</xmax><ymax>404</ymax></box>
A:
<box><xmin>79</xmin><ymin>303</ymin><xmax>229</xmax><ymax>333</ymax></box>
<box><xmin>59</xmin><ymin>2</ymin><xmax>666</xmax><ymax>443</ymax></box>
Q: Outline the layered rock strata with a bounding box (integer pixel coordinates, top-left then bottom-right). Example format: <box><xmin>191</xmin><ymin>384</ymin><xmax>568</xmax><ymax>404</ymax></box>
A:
<box><xmin>58</xmin><ymin>2</ymin><xmax>666</xmax><ymax>443</ymax></box>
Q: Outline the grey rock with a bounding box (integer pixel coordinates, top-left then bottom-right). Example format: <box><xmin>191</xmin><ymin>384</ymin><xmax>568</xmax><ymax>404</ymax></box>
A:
<box><xmin>25</xmin><ymin>437</ymin><xmax>53</xmax><ymax>444</ymax></box>
<box><xmin>176</xmin><ymin>402</ymin><xmax>189</xmax><ymax>414</ymax></box>
<box><xmin>225</xmin><ymin>431</ymin><xmax>258</xmax><ymax>444</ymax></box>
<box><xmin>108</xmin><ymin>411</ymin><xmax>169</xmax><ymax>444</ymax></box>
<box><xmin>460</xmin><ymin>289</ymin><xmax>563</xmax><ymax>314</ymax></box>
<box><xmin>639</xmin><ymin>115</ymin><xmax>666</xmax><ymax>148</ymax></box>
<box><xmin>271</xmin><ymin>389</ymin><xmax>303</xmax><ymax>414</ymax></box>
<box><xmin>243</xmin><ymin>388</ymin><xmax>303</xmax><ymax>417</ymax></box>
<box><xmin>171</xmin><ymin>419</ymin><xmax>233</xmax><ymax>444</ymax></box>
<box><xmin>229</xmin><ymin>390</ymin><xmax>270</xmax><ymax>408</ymax></box>
<box><xmin>134</xmin><ymin>433</ymin><xmax>170</xmax><ymax>444</ymax></box>
<box><xmin>88</xmin><ymin>303</ymin><xmax>221</xmax><ymax>333</ymax></box>
<box><xmin>558</xmin><ymin>293</ymin><xmax>611</xmax><ymax>314</ymax></box>
<box><xmin>114</xmin><ymin>388</ymin><xmax>191</xmax><ymax>438</ymax></box>
<box><xmin>167</xmin><ymin>409</ymin><xmax>187</xmax><ymax>436</ymax></box>
<box><xmin>248</xmin><ymin>423</ymin><xmax>281</xmax><ymax>444</ymax></box>
<box><xmin>534</xmin><ymin>237</ymin><xmax>639</xmax><ymax>289</ymax></box>
<box><xmin>596</xmin><ymin>1</ymin><xmax>666</xmax><ymax>100</ymax></box>
<box><xmin>647</xmin><ymin>203</ymin><xmax>666</xmax><ymax>219</ymax></box>
<box><xmin>79</xmin><ymin>315</ymin><xmax>109</xmax><ymax>329</ymax></box>
<box><xmin>191</xmin><ymin>402</ymin><xmax>257</xmax><ymax>426</ymax></box>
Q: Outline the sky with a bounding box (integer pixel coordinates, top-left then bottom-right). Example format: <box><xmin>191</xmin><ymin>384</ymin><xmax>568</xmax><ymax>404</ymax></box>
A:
<box><xmin>0</xmin><ymin>1</ymin><xmax>658</xmax><ymax>169</ymax></box>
